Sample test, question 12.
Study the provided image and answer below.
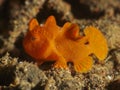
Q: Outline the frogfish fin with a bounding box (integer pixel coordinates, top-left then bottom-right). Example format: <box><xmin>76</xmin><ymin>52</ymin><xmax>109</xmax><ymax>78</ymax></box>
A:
<box><xmin>84</xmin><ymin>26</ymin><xmax>108</xmax><ymax>60</ymax></box>
<box><xmin>63</xmin><ymin>23</ymin><xmax>82</xmax><ymax>40</ymax></box>
<box><xmin>45</xmin><ymin>15</ymin><xmax>57</xmax><ymax>27</ymax></box>
<box><xmin>29</xmin><ymin>18</ymin><xmax>39</xmax><ymax>31</ymax></box>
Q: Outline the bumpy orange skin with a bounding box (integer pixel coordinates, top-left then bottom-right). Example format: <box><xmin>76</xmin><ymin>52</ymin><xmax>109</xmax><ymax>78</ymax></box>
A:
<box><xmin>23</xmin><ymin>16</ymin><xmax>108</xmax><ymax>73</ymax></box>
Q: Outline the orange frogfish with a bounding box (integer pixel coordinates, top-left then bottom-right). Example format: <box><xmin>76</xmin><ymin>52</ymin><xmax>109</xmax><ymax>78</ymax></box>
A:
<box><xmin>23</xmin><ymin>15</ymin><xmax>108</xmax><ymax>73</ymax></box>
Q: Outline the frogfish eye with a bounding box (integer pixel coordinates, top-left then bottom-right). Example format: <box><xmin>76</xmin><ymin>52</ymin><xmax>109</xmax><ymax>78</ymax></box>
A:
<box><xmin>31</xmin><ymin>37</ymin><xmax>36</xmax><ymax>41</ymax></box>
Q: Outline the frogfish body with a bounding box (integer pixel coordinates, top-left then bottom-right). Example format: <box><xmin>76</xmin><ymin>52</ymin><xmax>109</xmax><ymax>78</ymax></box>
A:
<box><xmin>23</xmin><ymin>16</ymin><xmax>108</xmax><ymax>73</ymax></box>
